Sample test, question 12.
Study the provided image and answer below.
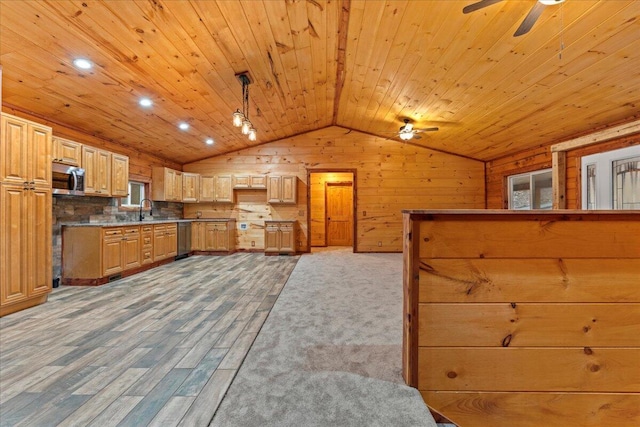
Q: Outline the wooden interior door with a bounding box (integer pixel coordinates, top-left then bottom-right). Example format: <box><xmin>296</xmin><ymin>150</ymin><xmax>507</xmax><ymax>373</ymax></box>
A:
<box><xmin>326</xmin><ymin>182</ymin><xmax>353</xmax><ymax>246</ymax></box>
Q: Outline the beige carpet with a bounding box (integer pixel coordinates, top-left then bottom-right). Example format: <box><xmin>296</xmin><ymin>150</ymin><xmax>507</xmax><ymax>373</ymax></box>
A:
<box><xmin>210</xmin><ymin>247</ymin><xmax>437</xmax><ymax>427</ymax></box>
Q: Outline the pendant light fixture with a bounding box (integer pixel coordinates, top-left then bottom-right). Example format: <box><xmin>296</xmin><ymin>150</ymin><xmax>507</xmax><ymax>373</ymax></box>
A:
<box><xmin>232</xmin><ymin>73</ymin><xmax>257</xmax><ymax>141</ymax></box>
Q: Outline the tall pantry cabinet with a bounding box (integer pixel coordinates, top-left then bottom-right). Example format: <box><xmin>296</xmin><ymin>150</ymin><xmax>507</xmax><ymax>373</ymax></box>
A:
<box><xmin>0</xmin><ymin>113</ymin><xmax>53</xmax><ymax>316</ymax></box>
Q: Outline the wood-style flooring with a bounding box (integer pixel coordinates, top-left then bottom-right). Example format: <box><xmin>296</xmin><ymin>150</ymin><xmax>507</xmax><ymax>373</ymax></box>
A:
<box><xmin>0</xmin><ymin>253</ymin><xmax>299</xmax><ymax>427</ymax></box>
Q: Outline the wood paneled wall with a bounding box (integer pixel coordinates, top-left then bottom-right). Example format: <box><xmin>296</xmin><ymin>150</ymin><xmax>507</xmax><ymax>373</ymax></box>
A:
<box><xmin>1</xmin><ymin>106</ymin><xmax>181</xmax><ymax>178</ymax></box>
<box><xmin>486</xmin><ymin>135</ymin><xmax>640</xmax><ymax>209</ymax></box>
<box><xmin>184</xmin><ymin>126</ymin><xmax>485</xmax><ymax>252</ymax></box>
<box><xmin>403</xmin><ymin>210</ymin><xmax>640</xmax><ymax>427</ymax></box>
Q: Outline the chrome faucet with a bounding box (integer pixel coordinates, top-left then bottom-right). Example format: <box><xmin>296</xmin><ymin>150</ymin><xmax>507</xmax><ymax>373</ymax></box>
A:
<box><xmin>139</xmin><ymin>198</ymin><xmax>153</xmax><ymax>221</ymax></box>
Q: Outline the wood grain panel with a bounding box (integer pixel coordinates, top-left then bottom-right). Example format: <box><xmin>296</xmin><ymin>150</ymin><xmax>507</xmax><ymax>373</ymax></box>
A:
<box><xmin>418</xmin><ymin>258</ymin><xmax>640</xmax><ymax>303</ymax></box>
<box><xmin>422</xmin><ymin>391</ymin><xmax>640</xmax><ymax>427</ymax></box>
<box><xmin>419</xmin><ymin>220</ymin><xmax>640</xmax><ymax>259</ymax></box>
<box><xmin>419</xmin><ymin>303</ymin><xmax>640</xmax><ymax>347</ymax></box>
<box><xmin>418</xmin><ymin>347</ymin><xmax>640</xmax><ymax>392</ymax></box>
<box><xmin>185</xmin><ymin>126</ymin><xmax>484</xmax><ymax>252</ymax></box>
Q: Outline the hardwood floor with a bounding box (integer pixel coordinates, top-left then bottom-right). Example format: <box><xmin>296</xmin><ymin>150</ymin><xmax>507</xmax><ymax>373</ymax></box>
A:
<box><xmin>0</xmin><ymin>253</ymin><xmax>299</xmax><ymax>427</ymax></box>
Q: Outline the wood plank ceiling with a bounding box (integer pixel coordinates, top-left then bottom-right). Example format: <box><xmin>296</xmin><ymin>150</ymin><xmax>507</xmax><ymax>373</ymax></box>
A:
<box><xmin>1</xmin><ymin>0</ymin><xmax>639</xmax><ymax>164</ymax></box>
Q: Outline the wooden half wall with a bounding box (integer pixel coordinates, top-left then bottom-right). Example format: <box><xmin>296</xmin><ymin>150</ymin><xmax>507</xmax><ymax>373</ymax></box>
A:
<box><xmin>184</xmin><ymin>126</ymin><xmax>485</xmax><ymax>252</ymax></box>
<box><xmin>402</xmin><ymin>210</ymin><xmax>640</xmax><ymax>427</ymax></box>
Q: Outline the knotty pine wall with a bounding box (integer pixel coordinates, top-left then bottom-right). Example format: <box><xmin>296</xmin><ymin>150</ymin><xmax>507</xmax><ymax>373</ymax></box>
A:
<box><xmin>403</xmin><ymin>211</ymin><xmax>640</xmax><ymax>427</ymax></box>
<box><xmin>486</xmin><ymin>134</ymin><xmax>640</xmax><ymax>209</ymax></box>
<box><xmin>184</xmin><ymin>126</ymin><xmax>485</xmax><ymax>253</ymax></box>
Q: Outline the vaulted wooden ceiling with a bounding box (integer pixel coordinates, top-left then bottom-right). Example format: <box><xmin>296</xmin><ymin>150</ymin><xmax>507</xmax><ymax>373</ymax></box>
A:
<box><xmin>1</xmin><ymin>0</ymin><xmax>639</xmax><ymax>164</ymax></box>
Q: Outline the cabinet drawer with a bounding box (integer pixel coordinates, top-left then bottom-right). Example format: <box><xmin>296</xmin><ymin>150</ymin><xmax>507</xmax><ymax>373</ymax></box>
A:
<box><xmin>123</xmin><ymin>227</ymin><xmax>139</xmax><ymax>236</ymax></box>
<box><xmin>142</xmin><ymin>235</ymin><xmax>152</xmax><ymax>246</ymax></box>
<box><xmin>103</xmin><ymin>228</ymin><xmax>123</xmax><ymax>238</ymax></box>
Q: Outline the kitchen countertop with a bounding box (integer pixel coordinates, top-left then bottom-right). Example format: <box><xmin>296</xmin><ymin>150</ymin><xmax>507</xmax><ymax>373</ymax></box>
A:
<box><xmin>62</xmin><ymin>218</ymin><xmax>235</xmax><ymax>227</ymax></box>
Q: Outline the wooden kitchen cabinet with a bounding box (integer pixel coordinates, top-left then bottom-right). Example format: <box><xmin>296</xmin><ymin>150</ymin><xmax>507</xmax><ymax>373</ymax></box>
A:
<box><xmin>111</xmin><ymin>153</ymin><xmax>130</xmax><ymax>197</ymax></box>
<box><xmin>1</xmin><ymin>113</ymin><xmax>51</xmax><ymax>188</ymax></box>
<box><xmin>153</xmin><ymin>223</ymin><xmax>177</xmax><ymax>261</ymax></box>
<box><xmin>52</xmin><ymin>136</ymin><xmax>82</xmax><ymax>166</ymax></box>
<box><xmin>140</xmin><ymin>225</ymin><xmax>154</xmax><ymax>265</ymax></box>
<box><xmin>264</xmin><ymin>220</ymin><xmax>296</xmax><ymax>254</ymax></box>
<box><xmin>83</xmin><ymin>145</ymin><xmax>112</xmax><ymax>196</ymax></box>
<box><xmin>182</xmin><ymin>172</ymin><xmax>200</xmax><ymax>203</ymax></box>
<box><xmin>199</xmin><ymin>175</ymin><xmax>215</xmax><ymax>202</ymax></box>
<box><xmin>152</xmin><ymin>167</ymin><xmax>183</xmax><ymax>202</ymax></box>
<box><xmin>1</xmin><ymin>113</ymin><xmax>52</xmax><ymax>317</ymax></box>
<box><xmin>233</xmin><ymin>174</ymin><xmax>267</xmax><ymax>189</ymax></box>
<box><xmin>191</xmin><ymin>220</ymin><xmax>236</xmax><ymax>252</ymax></box>
<box><xmin>0</xmin><ymin>185</ymin><xmax>52</xmax><ymax>315</ymax></box>
<box><xmin>267</xmin><ymin>175</ymin><xmax>297</xmax><ymax>204</ymax></box>
<box><xmin>214</xmin><ymin>175</ymin><xmax>233</xmax><ymax>203</ymax></box>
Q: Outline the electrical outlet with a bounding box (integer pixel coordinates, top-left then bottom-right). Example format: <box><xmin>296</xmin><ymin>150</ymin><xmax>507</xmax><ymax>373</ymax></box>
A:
<box><xmin>196</xmin><ymin>211</ymin><xmax>202</xmax><ymax>218</ymax></box>
<box><xmin>251</xmin><ymin>241</ymin><xmax>255</xmax><ymax>247</ymax></box>
<box><xmin>377</xmin><ymin>241</ymin><xmax>382</xmax><ymax>247</ymax></box>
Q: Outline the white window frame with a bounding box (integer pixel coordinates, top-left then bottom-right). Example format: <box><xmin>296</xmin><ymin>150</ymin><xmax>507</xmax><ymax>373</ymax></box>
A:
<box><xmin>122</xmin><ymin>181</ymin><xmax>146</xmax><ymax>207</ymax></box>
<box><xmin>507</xmin><ymin>168</ymin><xmax>553</xmax><ymax>210</ymax></box>
<box><xmin>581</xmin><ymin>145</ymin><xmax>640</xmax><ymax>210</ymax></box>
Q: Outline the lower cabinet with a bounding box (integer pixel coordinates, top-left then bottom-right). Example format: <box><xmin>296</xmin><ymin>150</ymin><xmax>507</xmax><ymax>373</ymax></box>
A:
<box><xmin>191</xmin><ymin>220</ymin><xmax>236</xmax><ymax>252</ymax></box>
<box><xmin>62</xmin><ymin>222</ymin><xmax>177</xmax><ymax>284</ymax></box>
<box><xmin>153</xmin><ymin>223</ymin><xmax>177</xmax><ymax>261</ymax></box>
<box><xmin>264</xmin><ymin>220</ymin><xmax>296</xmax><ymax>254</ymax></box>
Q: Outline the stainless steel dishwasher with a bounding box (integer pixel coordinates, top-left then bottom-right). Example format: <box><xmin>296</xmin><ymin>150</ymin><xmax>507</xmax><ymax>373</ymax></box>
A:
<box><xmin>176</xmin><ymin>221</ymin><xmax>191</xmax><ymax>260</ymax></box>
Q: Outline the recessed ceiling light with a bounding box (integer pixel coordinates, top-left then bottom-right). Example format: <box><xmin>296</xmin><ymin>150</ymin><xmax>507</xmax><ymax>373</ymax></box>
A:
<box><xmin>178</xmin><ymin>122</ymin><xmax>189</xmax><ymax>131</ymax></box>
<box><xmin>139</xmin><ymin>98</ymin><xmax>153</xmax><ymax>107</ymax></box>
<box><xmin>73</xmin><ymin>58</ymin><xmax>93</xmax><ymax>70</ymax></box>
<box><xmin>205</xmin><ymin>138</ymin><xmax>214</xmax><ymax>145</ymax></box>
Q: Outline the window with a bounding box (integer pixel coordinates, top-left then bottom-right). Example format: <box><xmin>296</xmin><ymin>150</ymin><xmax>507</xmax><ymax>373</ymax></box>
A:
<box><xmin>581</xmin><ymin>145</ymin><xmax>640</xmax><ymax>210</ymax></box>
<box><xmin>508</xmin><ymin>169</ymin><xmax>553</xmax><ymax>210</ymax></box>
<box><xmin>122</xmin><ymin>181</ymin><xmax>146</xmax><ymax>207</ymax></box>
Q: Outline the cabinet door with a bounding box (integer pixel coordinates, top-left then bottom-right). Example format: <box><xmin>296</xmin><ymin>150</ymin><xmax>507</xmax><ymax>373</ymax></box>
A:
<box><xmin>280</xmin><ymin>176</ymin><xmax>297</xmax><ymax>204</ymax></box>
<box><xmin>215</xmin><ymin>175</ymin><xmax>233</xmax><ymax>202</ymax></box>
<box><xmin>0</xmin><ymin>185</ymin><xmax>28</xmax><ymax>305</ymax></box>
<box><xmin>111</xmin><ymin>154</ymin><xmax>129</xmax><ymax>197</ymax></box>
<box><xmin>267</xmin><ymin>176</ymin><xmax>282</xmax><ymax>203</ymax></box>
<box><xmin>174</xmin><ymin>172</ymin><xmax>183</xmax><ymax>202</ymax></box>
<box><xmin>122</xmin><ymin>227</ymin><xmax>141</xmax><ymax>270</ymax></box>
<box><xmin>279</xmin><ymin>223</ymin><xmax>296</xmax><ymax>253</ymax></box>
<box><xmin>96</xmin><ymin>150</ymin><xmax>112</xmax><ymax>196</ymax></box>
<box><xmin>29</xmin><ymin>123</ymin><xmax>52</xmax><ymax>188</ymax></box>
<box><xmin>153</xmin><ymin>225</ymin><xmax>167</xmax><ymax>261</ymax></box>
<box><xmin>249</xmin><ymin>175</ymin><xmax>267</xmax><ymax>189</ymax></box>
<box><xmin>182</xmin><ymin>173</ymin><xmax>199</xmax><ymax>203</ymax></box>
<box><xmin>200</xmin><ymin>176</ymin><xmax>215</xmax><ymax>202</ymax></box>
<box><xmin>264</xmin><ymin>224</ymin><xmax>280</xmax><ymax>252</ymax></box>
<box><xmin>215</xmin><ymin>224</ymin><xmax>229</xmax><ymax>251</ymax></box>
<box><xmin>166</xmin><ymin>224</ymin><xmax>178</xmax><ymax>257</ymax></box>
<box><xmin>83</xmin><ymin>145</ymin><xmax>111</xmax><ymax>195</ymax></box>
<box><xmin>233</xmin><ymin>175</ymin><xmax>250</xmax><ymax>189</ymax></box>
<box><xmin>1</xmin><ymin>114</ymin><xmax>29</xmax><ymax>185</ymax></box>
<box><xmin>204</xmin><ymin>223</ymin><xmax>217</xmax><ymax>251</ymax></box>
<box><xmin>28</xmin><ymin>187</ymin><xmax>52</xmax><ymax>296</ymax></box>
<box><xmin>102</xmin><ymin>228</ymin><xmax>124</xmax><ymax>276</ymax></box>
<box><xmin>53</xmin><ymin>137</ymin><xmax>82</xmax><ymax>166</ymax></box>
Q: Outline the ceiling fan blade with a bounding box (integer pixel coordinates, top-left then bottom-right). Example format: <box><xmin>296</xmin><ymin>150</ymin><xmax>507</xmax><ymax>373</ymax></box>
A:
<box><xmin>416</xmin><ymin>127</ymin><xmax>439</xmax><ymax>133</ymax></box>
<box><xmin>463</xmin><ymin>0</ymin><xmax>503</xmax><ymax>14</ymax></box>
<box><xmin>413</xmin><ymin>134</ymin><xmax>422</xmax><ymax>140</ymax></box>
<box><xmin>514</xmin><ymin>1</ymin><xmax>546</xmax><ymax>37</ymax></box>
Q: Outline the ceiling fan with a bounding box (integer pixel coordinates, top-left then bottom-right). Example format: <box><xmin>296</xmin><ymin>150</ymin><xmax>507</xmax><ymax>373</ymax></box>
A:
<box><xmin>463</xmin><ymin>0</ymin><xmax>565</xmax><ymax>37</ymax></box>
<box><xmin>397</xmin><ymin>119</ymin><xmax>438</xmax><ymax>141</ymax></box>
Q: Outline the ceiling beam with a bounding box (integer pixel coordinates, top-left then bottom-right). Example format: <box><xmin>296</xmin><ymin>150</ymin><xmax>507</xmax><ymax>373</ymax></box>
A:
<box><xmin>551</xmin><ymin>119</ymin><xmax>640</xmax><ymax>153</ymax></box>
<box><xmin>332</xmin><ymin>0</ymin><xmax>351</xmax><ymax>124</ymax></box>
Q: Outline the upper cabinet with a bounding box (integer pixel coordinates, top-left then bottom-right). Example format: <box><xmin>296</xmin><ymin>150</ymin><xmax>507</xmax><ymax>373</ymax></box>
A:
<box><xmin>111</xmin><ymin>153</ymin><xmax>129</xmax><ymax>197</ymax></box>
<box><xmin>1</xmin><ymin>113</ymin><xmax>51</xmax><ymax>187</ymax></box>
<box><xmin>182</xmin><ymin>172</ymin><xmax>200</xmax><ymax>203</ymax></box>
<box><xmin>214</xmin><ymin>175</ymin><xmax>233</xmax><ymax>203</ymax></box>
<box><xmin>52</xmin><ymin>136</ymin><xmax>82</xmax><ymax>166</ymax></box>
<box><xmin>267</xmin><ymin>175</ymin><xmax>297</xmax><ymax>204</ymax></box>
<box><xmin>233</xmin><ymin>174</ymin><xmax>267</xmax><ymax>189</ymax></box>
<box><xmin>83</xmin><ymin>145</ymin><xmax>112</xmax><ymax>196</ymax></box>
<box><xmin>200</xmin><ymin>175</ymin><xmax>215</xmax><ymax>202</ymax></box>
<box><xmin>152</xmin><ymin>166</ymin><xmax>183</xmax><ymax>202</ymax></box>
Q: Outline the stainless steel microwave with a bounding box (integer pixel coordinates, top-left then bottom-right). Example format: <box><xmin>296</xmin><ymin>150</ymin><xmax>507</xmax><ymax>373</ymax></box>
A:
<box><xmin>52</xmin><ymin>164</ymin><xmax>85</xmax><ymax>196</ymax></box>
